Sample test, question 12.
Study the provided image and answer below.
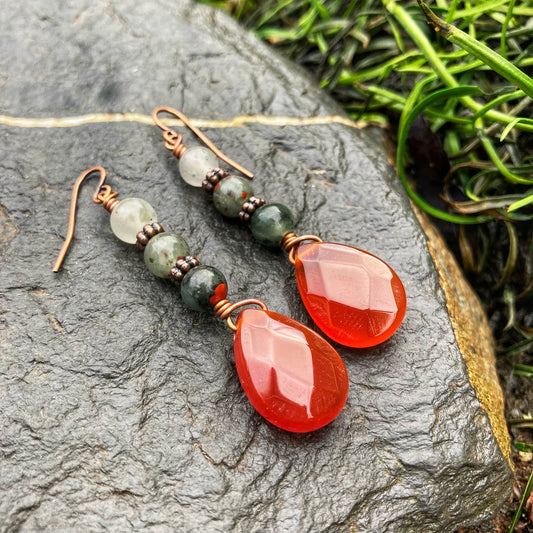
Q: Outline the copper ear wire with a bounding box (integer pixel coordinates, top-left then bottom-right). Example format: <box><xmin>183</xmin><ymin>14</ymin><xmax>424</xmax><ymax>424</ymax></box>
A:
<box><xmin>52</xmin><ymin>166</ymin><xmax>119</xmax><ymax>272</ymax></box>
<box><xmin>152</xmin><ymin>106</ymin><xmax>254</xmax><ymax>179</ymax></box>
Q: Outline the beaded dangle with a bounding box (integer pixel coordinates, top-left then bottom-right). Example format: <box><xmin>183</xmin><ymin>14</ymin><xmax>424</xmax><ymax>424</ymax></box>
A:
<box><xmin>152</xmin><ymin>107</ymin><xmax>407</xmax><ymax>349</ymax></box>
<box><xmin>53</xmin><ymin>167</ymin><xmax>349</xmax><ymax>433</ymax></box>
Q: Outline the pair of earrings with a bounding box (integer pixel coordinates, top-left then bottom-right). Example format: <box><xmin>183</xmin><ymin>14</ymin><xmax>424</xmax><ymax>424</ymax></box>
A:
<box><xmin>53</xmin><ymin>108</ymin><xmax>406</xmax><ymax>434</ymax></box>
<box><xmin>151</xmin><ymin>107</ymin><xmax>407</xmax><ymax>349</ymax></box>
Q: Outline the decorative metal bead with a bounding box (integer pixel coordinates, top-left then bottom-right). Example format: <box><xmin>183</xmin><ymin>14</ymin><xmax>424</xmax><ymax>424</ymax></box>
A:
<box><xmin>239</xmin><ymin>196</ymin><xmax>266</xmax><ymax>223</ymax></box>
<box><xmin>202</xmin><ymin>167</ymin><xmax>228</xmax><ymax>193</ymax></box>
<box><xmin>136</xmin><ymin>222</ymin><xmax>165</xmax><ymax>250</ymax></box>
<box><xmin>169</xmin><ymin>255</ymin><xmax>201</xmax><ymax>286</ymax></box>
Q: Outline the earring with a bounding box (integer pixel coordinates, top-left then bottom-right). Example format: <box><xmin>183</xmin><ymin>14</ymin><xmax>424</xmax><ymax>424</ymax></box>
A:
<box><xmin>152</xmin><ymin>107</ymin><xmax>407</xmax><ymax>349</ymax></box>
<box><xmin>53</xmin><ymin>167</ymin><xmax>349</xmax><ymax>433</ymax></box>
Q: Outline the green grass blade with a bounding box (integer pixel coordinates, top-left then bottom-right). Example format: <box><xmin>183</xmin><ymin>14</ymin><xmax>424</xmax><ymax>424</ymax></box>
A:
<box><xmin>396</xmin><ymin>85</ymin><xmax>491</xmax><ymax>224</ymax></box>
<box><xmin>417</xmin><ymin>0</ymin><xmax>533</xmax><ymax>99</ymax></box>
<box><xmin>508</xmin><ymin>193</ymin><xmax>533</xmax><ymax>213</ymax></box>
<box><xmin>508</xmin><ymin>467</ymin><xmax>533</xmax><ymax>532</ymax></box>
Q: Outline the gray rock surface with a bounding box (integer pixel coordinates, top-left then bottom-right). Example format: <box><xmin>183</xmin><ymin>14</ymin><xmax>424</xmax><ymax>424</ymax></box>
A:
<box><xmin>0</xmin><ymin>1</ymin><xmax>512</xmax><ymax>532</ymax></box>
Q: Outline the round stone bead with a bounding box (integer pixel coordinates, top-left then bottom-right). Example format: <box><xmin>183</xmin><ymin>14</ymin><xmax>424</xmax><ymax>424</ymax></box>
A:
<box><xmin>110</xmin><ymin>198</ymin><xmax>157</xmax><ymax>244</ymax></box>
<box><xmin>250</xmin><ymin>203</ymin><xmax>295</xmax><ymax>247</ymax></box>
<box><xmin>179</xmin><ymin>146</ymin><xmax>218</xmax><ymax>187</ymax></box>
<box><xmin>144</xmin><ymin>232</ymin><xmax>190</xmax><ymax>278</ymax></box>
<box><xmin>180</xmin><ymin>265</ymin><xmax>228</xmax><ymax>312</ymax></box>
<box><xmin>213</xmin><ymin>175</ymin><xmax>254</xmax><ymax>218</ymax></box>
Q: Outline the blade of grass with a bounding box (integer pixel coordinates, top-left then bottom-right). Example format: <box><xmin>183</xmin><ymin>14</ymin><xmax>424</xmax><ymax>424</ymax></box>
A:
<box><xmin>396</xmin><ymin>85</ymin><xmax>491</xmax><ymax>224</ymax></box>
<box><xmin>452</xmin><ymin>0</ymin><xmax>511</xmax><ymax>20</ymax></box>
<box><xmin>384</xmin><ymin>0</ymin><xmax>533</xmax><ymax>132</ymax></box>
<box><xmin>501</xmin><ymin>0</ymin><xmax>517</xmax><ymax>59</ymax></box>
<box><xmin>475</xmin><ymin>117</ymin><xmax>533</xmax><ymax>185</ymax></box>
<box><xmin>493</xmin><ymin>221</ymin><xmax>518</xmax><ymax>290</ymax></box>
<box><xmin>514</xmin><ymin>364</ymin><xmax>533</xmax><ymax>378</ymax></box>
<box><xmin>508</xmin><ymin>192</ymin><xmax>533</xmax><ymax>213</ymax></box>
<box><xmin>508</xmin><ymin>467</ymin><xmax>533</xmax><ymax>532</ymax></box>
<box><xmin>417</xmin><ymin>0</ymin><xmax>533</xmax><ymax>99</ymax></box>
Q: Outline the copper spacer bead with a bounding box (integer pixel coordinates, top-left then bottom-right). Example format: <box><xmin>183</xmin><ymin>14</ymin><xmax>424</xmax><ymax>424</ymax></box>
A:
<box><xmin>169</xmin><ymin>266</ymin><xmax>184</xmax><ymax>286</ymax></box>
<box><xmin>135</xmin><ymin>222</ymin><xmax>165</xmax><ymax>251</ymax></box>
<box><xmin>202</xmin><ymin>167</ymin><xmax>228</xmax><ymax>193</ymax></box>
<box><xmin>136</xmin><ymin>232</ymin><xmax>150</xmax><ymax>248</ymax></box>
<box><xmin>170</xmin><ymin>255</ymin><xmax>201</xmax><ymax>286</ymax></box>
<box><xmin>152</xmin><ymin>222</ymin><xmax>164</xmax><ymax>234</ymax></box>
<box><xmin>143</xmin><ymin>224</ymin><xmax>157</xmax><ymax>239</ymax></box>
<box><xmin>239</xmin><ymin>196</ymin><xmax>266</xmax><ymax>223</ymax></box>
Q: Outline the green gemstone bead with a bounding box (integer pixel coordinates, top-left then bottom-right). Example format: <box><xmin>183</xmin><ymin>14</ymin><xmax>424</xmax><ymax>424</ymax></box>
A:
<box><xmin>181</xmin><ymin>265</ymin><xmax>228</xmax><ymax>312</ymax></box>
<box><xmin>144</xmin><ymin>233</ymin><xmax>190</xmax><ymax>278</ymax></box>
<box><xmin>250</xmin><ymin>203</ymin><xmax>295</xmax><ymax>247</ymax></box>
<box><xmin>212</xmin><ymin>175</ymin><xmax>254</xmax><ymax>218</ymax></box>
<box><xmin>110</xmin><ymin>198</ymin><xmax>157</xmax><ymax>244</ymax></box>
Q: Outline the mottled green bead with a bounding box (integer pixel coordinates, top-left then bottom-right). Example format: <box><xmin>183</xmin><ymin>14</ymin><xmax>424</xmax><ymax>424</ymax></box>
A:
<box><xmin>250</xmin><ymin>203</ymin><xmax>295</xmax><ymax>247</ymax></box>
<box><xmin>144</xmin><ymin>233</ymin><xmax>190</xmax><ymax>278</ymax></box>
<box><xmin>181</xmin><ymin>265</ymin><xmax>228</xmax><ymax>312</ymax></box>
<box><xmin>213</xmin><ymin>175</ymin><xmax>254</xmax><ymax>218</ymax></box>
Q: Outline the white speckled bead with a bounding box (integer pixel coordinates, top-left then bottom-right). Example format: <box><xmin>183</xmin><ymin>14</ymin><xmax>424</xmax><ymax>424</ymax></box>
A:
<box><xmin>110</xmin><ymin>198</ymin><xmax>157</xmax><ymax>244</ymax></box>
<box><xmin>178</xmin><ymin>146</ymin><xmax>218</xmax><ymax>187</ymax></box>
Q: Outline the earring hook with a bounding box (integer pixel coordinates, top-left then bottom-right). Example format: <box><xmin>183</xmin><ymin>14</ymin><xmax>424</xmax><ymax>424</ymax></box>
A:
<box><xmin>152</xmin><ymin>106</ymin><xmax>254</xmax><ymax>179</ymax></box>
<box><xmin>53</xmin><ymin>166</ymin><xmax>111</xmax><ymax>272</ymax></box>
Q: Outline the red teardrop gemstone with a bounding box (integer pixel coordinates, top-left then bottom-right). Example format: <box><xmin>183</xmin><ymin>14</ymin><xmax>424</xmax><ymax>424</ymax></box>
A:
<box><xmin>295</xmin><ymin>242</ymin><xmax>406</xmax><ymax>348</ymax></box>
<box><xmin>234</xmin><ymin>308</ymin><xmax>349</xmax><ymax>433</ymax></box>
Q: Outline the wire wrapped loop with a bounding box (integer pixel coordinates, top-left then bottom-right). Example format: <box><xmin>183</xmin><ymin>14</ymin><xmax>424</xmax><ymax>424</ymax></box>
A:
<box><xmin>213</xmin><ymin>298</ymin><xmax>268</xmax><ymax>331</ymax></box>
<box><xmin>95</xmin><ymin>184</ymin><xmax>120</xmax><ymax>213</ymax></box>
<box><xmin>281</xmin><ymin>233</ymin><xmax>323</xmax><ymax>265</ymax></box>
<box><xmin>162</xmin><ymin>130</ymin><xmax>188</xmax><ymax>158</ymax></box>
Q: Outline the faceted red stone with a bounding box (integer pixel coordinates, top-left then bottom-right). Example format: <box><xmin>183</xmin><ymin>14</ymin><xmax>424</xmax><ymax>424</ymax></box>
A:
<box><xmin>295</xmin><ymin>242</ymin><xmax>406</xmax><ymax>348</ymax></box>
<box><xmin>234</xmin><ymin>308</ymin><xmax>349</xmax><ymax>433</ymax></box>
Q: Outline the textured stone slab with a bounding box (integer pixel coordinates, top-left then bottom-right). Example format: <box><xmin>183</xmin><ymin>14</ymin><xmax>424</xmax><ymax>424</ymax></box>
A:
<box><xmin>0</xmin><ymin>1</ymin><xmax>512</xmax><ymax>532</ymax></box>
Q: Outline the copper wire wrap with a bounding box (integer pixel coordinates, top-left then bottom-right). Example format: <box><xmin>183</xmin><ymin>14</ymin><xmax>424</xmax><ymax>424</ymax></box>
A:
<box><xmin>213</xmin><ymin>298</ymin><xmax>269</xmax><ymax>331</ymax></box>
<box><xmin>95</xmin><ymin>184</ymin><xmax>120</xmax><ymax>213</ymax></box>
<box><xmin>152</xmin><ymin>106</ymin><xmax>254</xmax><ymax>179</ymax></box>
<box><xmin>162</xmin><ymin>130</ymin><xmax>188</xmax><ymax>158</ymax></box>
<box><xmin>281</xmin><ymin>233</ymin><xmax>323</xmax><ymax>265</ymax></box>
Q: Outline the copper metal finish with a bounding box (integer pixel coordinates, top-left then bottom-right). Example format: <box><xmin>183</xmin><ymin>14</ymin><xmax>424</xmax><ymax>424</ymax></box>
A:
<box><xmin>136</xmin><ymin>231</ymin><xmax>149</xmax><ymax>250</ymax></box>
<box><xmin>169</xmin><ymin>267</ymin><xmax>184</xmax><ymax>285</ymax></box>
<box><xmin>53</xmin><ymin>166</ymin><xmax>116</xmax><ymax>272</ymax></box>
<box><xmin>170</xmin><ymin>256</ymin><xmax>201</xmax><ymax>285</ymax></box>
<box><xmin>96</xmin><ymin>184</ymin><xmax>120</xmax><ymax>213</ymax></box>
<box><xmin>239</xmin><ymin>195</ymin><xmax>266</xmax><ymax>223</ymax></box>
<box><xmin>213</xmin><ymin>298</ymin><xmax>269</xmax><ymax>331</ymax></box>
<box><xmin>281</xmin><ymin>233</ymin><xmax>323</xmax><ymax>265</ymax></box>
<box><xmin>152</xmin><ymin>106</ymin><xmax>254</xmax><ymax>179</ymax></box>
<box><xmin>143</xmin><ymin>224</ymin><xmax>157</xmax><ymax>238</ymax></box>
<box><xmin>176</xmin><ymin>256</ymin><xmax>200</xmax><ymax>272</ymax></box>
<box><xmin>202</xmin><ymin>167</ymin><xmax>227</xmax><ymax>193</ymax></box>
<box><xmin>136</xmin><ymin>222</ymin><xmax>165</xmax><ymax>251</ymax></box>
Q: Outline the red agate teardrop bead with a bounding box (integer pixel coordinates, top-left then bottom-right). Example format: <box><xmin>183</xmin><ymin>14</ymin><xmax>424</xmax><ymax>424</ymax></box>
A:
<box><xmin>234</xmin><ymin>308</ymin><xmax>349</xmax><ymax>433</ymax></box>
<box><xmin>294</xmin><ymin>242</ymin><xmax>406</xmax><ymax>348</ymax></box>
